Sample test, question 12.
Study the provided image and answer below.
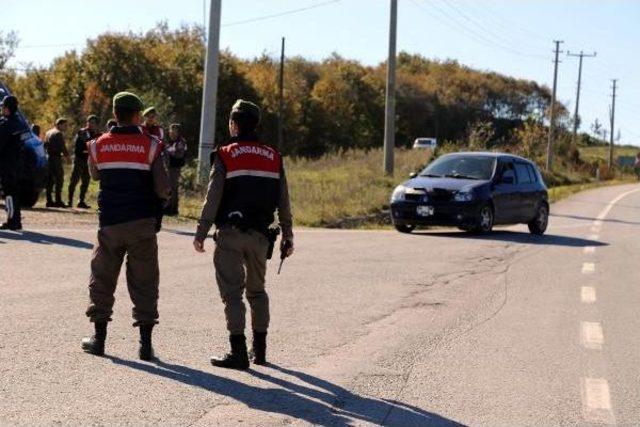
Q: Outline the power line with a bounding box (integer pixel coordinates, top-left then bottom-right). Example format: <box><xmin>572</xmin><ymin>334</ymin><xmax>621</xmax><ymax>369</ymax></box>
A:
<box><xmin>437</xmin><ymin>0</ymin><xmax>546</xmax><ymax>55</ymax></box>
<box><xmin>461</xmin><ymin>0</ymin><xmax>549</xmax><ymax>43</ymax></box>
<box><xmin>411</xmin><ymin>0</ymin><xmax>546</xmax><ymax>61</ymax></box>
<box><xmin>16</xmin><ymin>0</ymin><xmax>342</xmax><ymax>50</ymax></box>
<box><xmin>222</xmin><ymin>0</ymin><xmax>341</xmax><ymax>27</ymax></box>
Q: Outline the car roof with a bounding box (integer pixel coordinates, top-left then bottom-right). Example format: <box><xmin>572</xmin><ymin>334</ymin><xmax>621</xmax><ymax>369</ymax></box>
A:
<box><xmin>443</xmin><ymin>151</ymin><xmax>535</xmax><ymax>164</ymax></box>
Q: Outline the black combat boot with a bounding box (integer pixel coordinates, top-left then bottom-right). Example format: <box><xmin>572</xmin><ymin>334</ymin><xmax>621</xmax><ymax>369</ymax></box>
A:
<box><xmin>81</xmin><ymin>321</ymin><xmax>107</xmax><ymax>356</ymax></box>
<box><xmin>250</xmin><ymin>331</ymin><xmax>267</xmax><ymax>365</ymax></box>
<box><xmin>210</xmin><ymin>334</ymin><xmax>250</xmax><ymax>370</ymax></box>
<box><xmin>139</xmin><ymin>324</ymin><xmax>155</xmax><ymax>361</ymax></box>
<box><xmin>77</xmin><ymin>201</ymin><xmax>90</xmax><ymax>209</ymax></box>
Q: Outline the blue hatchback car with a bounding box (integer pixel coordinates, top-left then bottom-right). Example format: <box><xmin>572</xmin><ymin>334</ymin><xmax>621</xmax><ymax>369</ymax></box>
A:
<box><xmin>390</xmin><ymin>152</ymin><xmax>549</xmax><ymax>234</ymax></box>
<box><xmin>0</xmin><ymin>81</ymin><xmax>48</xmax><ymax>207</ymax></box>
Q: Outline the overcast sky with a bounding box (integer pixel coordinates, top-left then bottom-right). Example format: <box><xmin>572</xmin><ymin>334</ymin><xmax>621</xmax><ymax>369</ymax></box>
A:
<box><xmin>6</xmin><ymin>0</ymin><xmax>640</xmax><ymax>147</ymax></box>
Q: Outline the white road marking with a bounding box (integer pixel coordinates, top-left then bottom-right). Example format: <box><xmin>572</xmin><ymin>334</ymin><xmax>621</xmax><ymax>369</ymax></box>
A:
<box><xmin>581</xmin><ymin>321</ymin><xmax>604</xmax><ymax>350</ymax></box>
<box><xmin>593</xmin><ymin>219</ymin><xmax>603</xmax><ymax>227</ymax></box>
<box><xmin>582</xmin><ymin>378</ymin><xmax>616</xmax><ymax>425</ymax></box>
<box><xmin>587</xmin><ymin>234</ymin><xmax>600</xmax><ymax>241</ymax></box>
<box><xmin>591</xmin><ymin>225</ymin><xmax>601</xmax><ymax>233</ymax></box>
<box><xmin>581</xmin><ymin>287</ymin><xmax>596</xmax><ymax>304</ymax></box>
<box><xmin>596</xmin><ymin>187</ymin><xmax>640</xmax><ymax>221</ymax></box>
<box><xmin>583</xmin><ymin>246</ymin><xmax>596</xmax><ymax>254</ymax></box>
<box><xmin>582</xmin><ymin>262</ymin><xmax>596</xmax><ymax>274</ymax></box>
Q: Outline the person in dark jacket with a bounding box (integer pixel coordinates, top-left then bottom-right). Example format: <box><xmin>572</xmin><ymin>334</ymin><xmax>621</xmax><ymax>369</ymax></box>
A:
<box><xmin>68</xmin><ymin>115</ymin><xmax>101</xmax><ymax>208</ymax></box>
<box><xmin>81</xmin><ymin>92</ymin><xmax>170</xmax><ymax>361</ymax></box>
<box><xmin>193</xmin><ymin>99</ymin><xmax>294</xmax><ymax>370</ymax></box>
<box><xmin>164</xmin><ymin>123</ymin><xmax>187</xmax><ymax>216</ymax></box>
<box><xmin>0</xmin><ymin>95</ymin><xmax>30</xmax><ymax>230</ymax></box>
<box><xmin>43</xmin><ymin>118</ymin><xmax>70</xmax><ymax>207</ymax></box>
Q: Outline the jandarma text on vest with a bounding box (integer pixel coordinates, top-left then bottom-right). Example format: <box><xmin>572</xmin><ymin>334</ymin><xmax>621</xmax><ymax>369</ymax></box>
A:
<box><xmin>229</xmin><ymin>145</ymin><xmax>274</xmax><ymax>160</ymax></box>
<box><xmin>100</xmin><ymin>143</ymin><xmax>146</xmax><ymax>154</ymax></box>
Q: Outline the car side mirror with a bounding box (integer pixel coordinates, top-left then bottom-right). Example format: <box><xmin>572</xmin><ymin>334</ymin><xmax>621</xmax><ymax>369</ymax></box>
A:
<box><xmin>409</xmin><ymin>172</ymin><xmax>417</xmax><ymax>179</ymax></box>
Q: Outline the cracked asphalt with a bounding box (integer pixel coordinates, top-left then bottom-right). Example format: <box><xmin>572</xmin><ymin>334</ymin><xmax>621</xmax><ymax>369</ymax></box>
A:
<box><xmin>1</xmin><ymin>183</ymin><xmax>639</xmax><ymax>426</ymax></box>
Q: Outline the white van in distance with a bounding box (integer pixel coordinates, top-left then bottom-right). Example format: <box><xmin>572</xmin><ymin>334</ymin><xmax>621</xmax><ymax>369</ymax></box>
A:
<box><xmin>412</xmin><ymin>137</ymin><xmax>437</xmax><ymax>149</ymax></box>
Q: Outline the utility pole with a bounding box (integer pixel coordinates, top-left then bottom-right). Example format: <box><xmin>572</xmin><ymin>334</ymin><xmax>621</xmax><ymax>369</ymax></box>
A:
<box><xmin>277</xmin><ymin>37</ymin><xmax>285</xmax><ymax>151</ymax></box>
<box><xmin>609</xmin><ymin>79</ymin><xmax>617</xmax><ymax>169</ymax></box>
<box><xmin>567</xmin><ymin>50</ymin><xmax>596</xmax><ymax>146</ymax></box>
<box><xmin>546</xmin><ymin>40</ymin><xmax>563</xmax><ymax>171</ymax></box>
<box><xmin>197</xmin><ymin>0</ymin><xmax>222</xmax><ymax>182</ymax></box>
<box><xmin>383</xmin><ymin>0</ymin><xmax>397</xmax><ymax>175</ymax></box>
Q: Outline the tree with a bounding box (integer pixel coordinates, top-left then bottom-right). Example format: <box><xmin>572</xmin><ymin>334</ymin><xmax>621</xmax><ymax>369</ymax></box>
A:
<box><xmin>0</xmin><ymin>31</ymin><xmax>18</xmax><ymax>71</ymax></box>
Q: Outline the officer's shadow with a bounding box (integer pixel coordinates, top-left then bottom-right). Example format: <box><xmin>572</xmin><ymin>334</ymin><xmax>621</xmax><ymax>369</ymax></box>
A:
<box><xmin>106</xmin><ymin>356</ymin><xmax>463</xmax><ymax>426</ymax></box>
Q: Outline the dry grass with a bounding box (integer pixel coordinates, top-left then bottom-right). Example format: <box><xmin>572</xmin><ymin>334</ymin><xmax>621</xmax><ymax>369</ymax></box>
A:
<box><xmin>180</xmin><ymin>148</ymin><xmax>430</xmax><ymax>226</ymax></box>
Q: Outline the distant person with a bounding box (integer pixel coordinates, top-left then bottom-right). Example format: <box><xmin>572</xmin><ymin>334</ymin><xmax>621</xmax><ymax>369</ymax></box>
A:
<box><xmin>142</xmin><ymin>106</ymin><xmax>164</xmax><ymax>142</ymax></box>
<box><xmin>634</xmin><ymin>152</ymin><xmax>640</xmax><ymax>180</ymax></box>
<box><xmin>164</xmin><ymin>123</ymin><xmax>187</xmax><ymax>216</ymax></box>
<box><xmin>31</xmin><ymin>123</ymin><xmax>41</xmax><ymax>139</ymax></box>
<box><xmin>0</xmin><ymin>95</ymin><xmax>29</xmax><ymax>230</ymax></box>
<box><xmin>68</xmin><ymin>115</ymin><xmax>101</xmax><ymax>209</ymax></box>
<box><xmin>44</xmin><ymin>118</ymin><xmax>70</xmax><ymax>208</ymax></box>
<box><xmin>193</xmin><ymin>99</ymin><xmax>294</xmax><ymax>370</ymax></box>
<box><xmin>81</xmin><ymin>92</ymin><xmax>170</xmax><ymax>360</ymax></box>
<box><xmin>106</xmin><ymin>119</ymin><xmax>117</xmax><ymax>130</ymax></box>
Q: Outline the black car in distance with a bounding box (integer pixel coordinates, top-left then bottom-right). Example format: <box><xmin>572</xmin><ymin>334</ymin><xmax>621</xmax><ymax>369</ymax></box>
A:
<box><xmin>390</xmin><ymin>152</ymin><xmax>549</xmax><ymax>234</ymax></box>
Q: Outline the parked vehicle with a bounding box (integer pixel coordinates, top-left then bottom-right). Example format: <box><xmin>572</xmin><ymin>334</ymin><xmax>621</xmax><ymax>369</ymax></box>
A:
<box><xmin>0</xmin><ymin>81</ymin><xmax>47</xmax><ymax>208</ymax></box>
<box><xmin>412</xmin><ymin>137</ymin><xmax>437</xmax><ymax>150</ymax></box>
<box><xmin>390</xmin><ymin>152</ymin><xmax>549</xmax><ymax>234</ymax></box>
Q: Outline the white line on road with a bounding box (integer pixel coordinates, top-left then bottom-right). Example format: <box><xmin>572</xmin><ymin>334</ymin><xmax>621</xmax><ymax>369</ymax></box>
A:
<box><xmin>583</xmin><ymin>246</ymin><xmax>596</xmax><ymax>254</ymax></box>
<box><xmin>582</xmin><ymin>378</ymin><xmax>616</xmax><ymax>425</ymax></box>
<box><xmin>596</xmin><ymin>187</ymin><xmax>640</xmax><ymax>221</ymax></box>
<box><xmin>581</xmin><ymin>321</ymin><xmax>604</xmax><ymax>350</ymax></box>
<box><xmin>581</xmin><ymin>287</ymin><xmax>596</xmax><ymax>304</ymax></box>
<box><xmin>582</xmin><ymin>262</ymin><xmax>596</xmax><ymax>274</ymax></box>
<box><xmin>591</xmin><ymin>225</ymin><xmax>601</xmax><ymax>233</ymax></box>
<box><xmin>587</xmin><ymin>234</ymin><xmax>600</xmax><ymax>241</ymax></box>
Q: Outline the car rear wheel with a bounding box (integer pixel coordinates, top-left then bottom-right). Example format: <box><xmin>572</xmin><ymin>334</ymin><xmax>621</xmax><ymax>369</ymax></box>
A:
<box><xmin>473</xmin><ymin>204</ymin><xmax>494</xmax><ymax>233</ymax></box>
<box><xmin>528</xmin><ymin>203</ymin><xmax>549</xmax><ymax>235</ymax></box>
<box><xmin>394</xmin><ymin>224</ymin><xmax>415</xmax><ymax>234</ymax></box>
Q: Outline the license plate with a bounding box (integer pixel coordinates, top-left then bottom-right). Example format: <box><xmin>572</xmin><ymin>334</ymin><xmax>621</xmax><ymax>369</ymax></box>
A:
<box><xmin>416</xmin><ymin>205</ymin><xmax>434</xmax><ymax>217</ymax></box>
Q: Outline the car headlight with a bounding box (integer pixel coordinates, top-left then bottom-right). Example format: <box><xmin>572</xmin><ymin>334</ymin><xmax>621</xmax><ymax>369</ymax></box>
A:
<box><xmin>454</xmin><ymin>191</ymin><xmax>474</xmax><ymax>202</ymax></box>
<box><xmin>391</xmin><ymin>185</ymin><xmax>407</xmax><ymax>202</ymax></box>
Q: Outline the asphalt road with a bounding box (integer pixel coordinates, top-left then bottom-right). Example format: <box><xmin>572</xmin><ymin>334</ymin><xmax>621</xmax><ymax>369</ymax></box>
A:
<box><xmin>1</xmin><ymin>183</ymin><xmax>639</xmax><ymax>426</ymax></box>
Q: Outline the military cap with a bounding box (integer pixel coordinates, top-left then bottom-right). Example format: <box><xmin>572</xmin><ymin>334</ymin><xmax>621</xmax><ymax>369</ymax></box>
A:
<box><xmin>231</xmin><ymin>99</ymin><xmax>260</xmax><ymax>123</ymax></box>
<box><xmin>86</xmin><ymin>114</ymin><xmax>99</xmax><ymax>123</ymax></box>
<box><xmin>113</xmin><ymin>91</ymin><xmax>144</xmax><ymax>112</ymax></box>
<box><xmin>142</xmin><ymin>106</ymin><xmax>157</xmax><ymax>117</ymax></box>
<box><xmin>55</xmin><ymin>117</ymin><xmax>68</xmax><ymax>125</ymax></box>
<box><xmin>1</xmin><ymin>95</ymin><xmax>18</xmax><ymax>111</ymax></box>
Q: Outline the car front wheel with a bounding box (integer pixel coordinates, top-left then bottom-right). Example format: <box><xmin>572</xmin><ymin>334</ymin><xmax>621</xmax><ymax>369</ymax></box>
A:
<box><xmin>394</xmin><ymin>224</ymin><xmax>415</xmax><ymax>234</ymax></box>
<box><xmin>528</xmin><ymin>203</ymin><xmax>549</xmax><ymax>235</ymax></box>
<box><xmin>474</xmin><ymin>204</ymin><xmax>494</xmax><ymax>233</ymax></box>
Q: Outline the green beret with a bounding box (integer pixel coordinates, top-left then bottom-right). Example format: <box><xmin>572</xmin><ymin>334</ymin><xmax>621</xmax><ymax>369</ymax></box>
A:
<box><xmin>86</xmin><ymin>114</ymin><xmax>99</xmax><ymax>123</ymax></box>
<box><xmin>113</xmin><ymin>91</ymin><xmax>144</xmax><ymax>112</ymax></box>
<box><xmin>55</xmin><ymin>117</ymin><xmax>68</xmax><ymax>125</ymax></box>
<box><xmin>231</xmin><ymin>99</ymin><xmax>260</xmax><ymax>123</ymax></box>
<box><xmin>142</xmin><ymin>106</ymin><xmax>157</xmax><ymax>117</ymax></box>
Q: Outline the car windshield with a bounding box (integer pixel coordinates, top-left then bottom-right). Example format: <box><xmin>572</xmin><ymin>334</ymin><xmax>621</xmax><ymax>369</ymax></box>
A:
<box><xmin>420</xmin><ymin>155</ymin><xmax>496</xmax><ymax>180</ymax></box>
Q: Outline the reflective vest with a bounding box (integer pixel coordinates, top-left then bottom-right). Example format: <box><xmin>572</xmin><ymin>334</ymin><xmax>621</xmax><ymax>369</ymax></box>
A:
<box><xmin>215</xmin><ymin>141</ymin><xmax>281</xmax><ymax>231</ymax></box>
<box><xmin>89</xmin><ymin>126</ymin><xmax>162</xmax><ymax>227</ymax></box>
